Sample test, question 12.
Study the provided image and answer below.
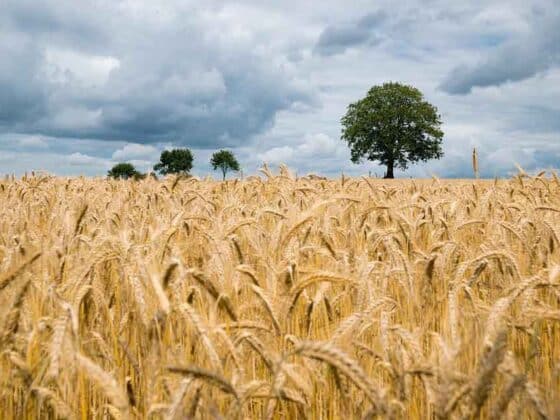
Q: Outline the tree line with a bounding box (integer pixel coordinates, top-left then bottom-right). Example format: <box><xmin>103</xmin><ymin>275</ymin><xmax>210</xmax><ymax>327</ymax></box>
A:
<box><xmin>109</xmin><ymin>82</ymin><xmax>444</xmax><ymax>181</ymax></box>
<box><xmin>108</xmin><ymin>148</ymin><xmax>240</xmax><ymax>180</ymax></box>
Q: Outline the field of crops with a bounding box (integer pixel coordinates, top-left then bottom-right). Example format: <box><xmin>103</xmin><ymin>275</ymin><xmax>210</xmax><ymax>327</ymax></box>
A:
<box><xmin>1</xmin><ymin>166</ymin><xmax>559</xmax><ymax>419</ymax></box>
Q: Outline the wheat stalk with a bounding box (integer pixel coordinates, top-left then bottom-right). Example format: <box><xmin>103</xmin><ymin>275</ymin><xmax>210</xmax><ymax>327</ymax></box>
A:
<box><xmin>472</xmin><ymin>148</ymin><xmax>479</xmax><ymax>179</ymax></box>
<box><xmin>167</xmin><ymin>365</ymin><xmax>239</xmax><ymax>399</ymax></box>
<box><xmin>288</xmin><ymin>340</ymin><xmax>386</xmax><ymax>412</ymax></box>
<box><xmin>0</xmin><ymin>252</ymin><xmax>41</xmax><ymax>292</ymax></box>
<box><xmin>76</xmin><ymin>353</ymin><xmax>129</xmax><ymax>411</ymax></box>
<box><xmin>1</xmin><ymin>280</ymin><xmax>32</xmax><ymax>348</ymax></box>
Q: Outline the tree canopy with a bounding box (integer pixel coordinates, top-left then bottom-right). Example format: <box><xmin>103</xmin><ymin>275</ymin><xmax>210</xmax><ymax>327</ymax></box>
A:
<box><xmin>107</xmin><ymin>162</ymin><xmax>142</xmax><ymax>180</ymax></box>
<box><xmin>341</xmin><ymin>82</ymin><xmax>444</xmax><ymax>178</ymax></box>
<box><xmin>153</xmin><ymin>148</ymin><xmax>193</xmax><ymax>175</ymax></box>
<box><xmin>210</xmin><ymin>149</ymin><xmax>240</xmax><ymax>180</ymax></box>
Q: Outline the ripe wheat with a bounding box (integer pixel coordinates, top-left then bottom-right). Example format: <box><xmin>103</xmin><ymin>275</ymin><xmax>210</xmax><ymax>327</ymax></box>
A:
<box><xmin>0</xmin><ymin>168</ymin><xmax>559</xmax><ymax>418</ymax></box>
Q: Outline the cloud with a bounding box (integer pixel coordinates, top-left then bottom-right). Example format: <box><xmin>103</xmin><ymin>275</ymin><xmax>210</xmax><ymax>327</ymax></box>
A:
<box><xmin>313</xmin><ymin>11</ymin><xmax>385</xmax><ymax>56</ymax></box>
<box><xmin>44</xmin><ymin>48</ymin><xmax>120</xmax><ymax>86</ymax></box>
<box><xmin>0</xmin><ymin>0</ymin><xmax>316</xmax><ymax>147</ymax></box>
<box><xmin>18</xmin><ymin>135</ymin><xmax>49</xmax><ymax>149</ymax></box>
<box><xmin>257</xmin><ymin>133</ymin><xmax>350</xmax><ymax>173</ymax></box>
<box><xmin>440</xmin><ymin>11</ymin><xmax>560</xmax><ymax>94</ymax></box>
<box><xmin>0</xmin><ymin>149</ymin><xmax>112</xmax><ymax>176</ymax></box>
<box><xmin>258</xmin><ymin>146</ymin><xmax>295</xmax><ymax>164</ymax></box>
<box><xmin>112</xmin><ymin>143</ymin><xmax>158</xmax><ymax>161</ymax></box>
<box><xmin>297</xmin><ymin>133</ymin><xmax>343</xmax><ymax>156</ymax></box>
<box><xmin>67</xmin><ymin>152</ymin><xmax>109</xmax><ymax>167</ymax></box>
<box><xmin>0</xmin><ymin>34</ymin><xmax>48</xmax><ymax>127</ymax></box>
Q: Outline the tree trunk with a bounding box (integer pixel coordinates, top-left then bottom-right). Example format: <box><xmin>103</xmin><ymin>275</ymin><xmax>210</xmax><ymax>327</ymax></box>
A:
<box><xmin>384</xmin><ymin>161</ymin><xmax>394</xmax><ymax>179</ymax></box>
<box><xmin>222</xmin><ymin>168</ymin><xmax>226</xmax><ymax>181</ymax></box>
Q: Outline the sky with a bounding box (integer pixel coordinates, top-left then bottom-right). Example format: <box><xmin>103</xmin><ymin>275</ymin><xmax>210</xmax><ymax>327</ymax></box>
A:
<box><xmin>1</xmin><ymin>0</ymin><xmax>559</xmax><ymax>178</ymax></box>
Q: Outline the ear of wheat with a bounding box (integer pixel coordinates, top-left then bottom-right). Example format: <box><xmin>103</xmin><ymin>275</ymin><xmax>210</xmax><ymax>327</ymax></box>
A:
<box><xmin>472</xmin><ymin>148</ymin><xmax>479</xmax><ymax>179</ymax></box>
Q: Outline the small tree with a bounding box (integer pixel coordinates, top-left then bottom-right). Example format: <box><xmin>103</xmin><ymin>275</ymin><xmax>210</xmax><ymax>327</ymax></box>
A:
<box><xmin>153</xmin><ymin>148</ymin><xmax>194</xmax><ymax>175</ymax></box>
<box><xmin>210</xmin><ymin>150</ymin><xmax>240</xmax><ymax>180</ymax></box>
<box><xmin>341</xmin><ymin>82</ymin><xmax>444</xmax><ymax>178</ymax></box>
<box><xmin>107</xmin><ymin>162</ymin><xmax>141</xmax><ymax>180</ymax></box>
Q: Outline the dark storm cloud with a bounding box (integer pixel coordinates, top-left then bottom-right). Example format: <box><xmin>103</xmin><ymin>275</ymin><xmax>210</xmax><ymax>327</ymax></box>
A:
<box><xmin>0</xmin><ymin>0</ymin><xmax>315</xmax><ymax>148</ymax></box>
<box><xmin>0</xmin><ymin>37</ymin><xmax>47</xmax><ymax>127</ymax></box>
<box><xmin>4</xmin><ymin>0</ymin><xmax>109</xmax><ymax>50</ymax></box>
<box><xmin>440</xmin><ymin>11</ymin><xmax>560</xmax><ymax>94</ymax></box>
<box><xmin>313</xmin><ymin>11</ymin><xmax>386</xmax><ymax>56</ymax></box>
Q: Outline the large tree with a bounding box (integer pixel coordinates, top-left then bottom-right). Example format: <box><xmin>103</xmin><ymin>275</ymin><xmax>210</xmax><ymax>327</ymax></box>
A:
<box><xmin>210</xmin><ymin>149</ymin><xmax>240</xmax><ymax>180</ymax></box>
<box><xmin>341</xmin><ymin>82</ymin><xmax>444</xmax><ymax>178</ymax></box>
<box><xmin>153</xmin><ymin>148</ymin><xmax>194</xmax><ymax>175</ymax></box>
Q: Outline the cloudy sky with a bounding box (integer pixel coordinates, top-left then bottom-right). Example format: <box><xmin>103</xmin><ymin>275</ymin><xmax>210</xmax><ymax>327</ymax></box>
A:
<box><xmin>1</xmin><ymin>0</ymin><xmax>559</xmax><ymax>178</ymax></box>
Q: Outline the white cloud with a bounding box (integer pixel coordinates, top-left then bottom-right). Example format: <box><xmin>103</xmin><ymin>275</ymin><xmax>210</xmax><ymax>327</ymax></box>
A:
<box><xmin>258</xmin><ymin>146</ymin><xmax>295</xmax><ymax>164</ymax></box>
<box><xmin>254</xmin><ymin>133</ymin><xmax>358</xmax><ymax>176</ymax></box>
<box><xmin>112</xmin><ymin>143</ymin><xmax>158</xmax><ymax>161</ymax></box>
<box><xmin>43</xmin><ymin>48</ymin><xmax>120</xmax><ymax>86</ymax></box>
<box><xmin>297</xmin><ymin>133</ymin><xmax>344</xmax><ymax>157</ymax></box>
<box><xmin>68</xmin><ymin>152</ymin><xmax>109</xmax><ymax>167</ymax></box>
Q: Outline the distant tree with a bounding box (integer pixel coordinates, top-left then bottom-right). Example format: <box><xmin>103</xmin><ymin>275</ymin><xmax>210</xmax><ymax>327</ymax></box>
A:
<box><xmin>153</xmin><ymin>148</ymin><xmax>194</xmax><ymax>175</ymax></box>
<box><xmin>341</xmin><ymin>82</ymin><xmax>444</xmax><ymax>178</ymax></box>
<box><xmin>210</xmin><ymin>149</ymin><xmax>240</xmax><ymax>180</ymax></box>
<box><xmin>107</xmin><ymin>162</ymin><xmax>142</xmax><ymax>180</ymax></box>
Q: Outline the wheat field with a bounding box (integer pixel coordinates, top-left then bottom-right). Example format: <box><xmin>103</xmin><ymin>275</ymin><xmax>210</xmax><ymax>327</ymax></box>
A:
<box><xmin>1</xmin><ymin>165</ymin><xmax>559</xmax><ymax>419</ymax></box>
